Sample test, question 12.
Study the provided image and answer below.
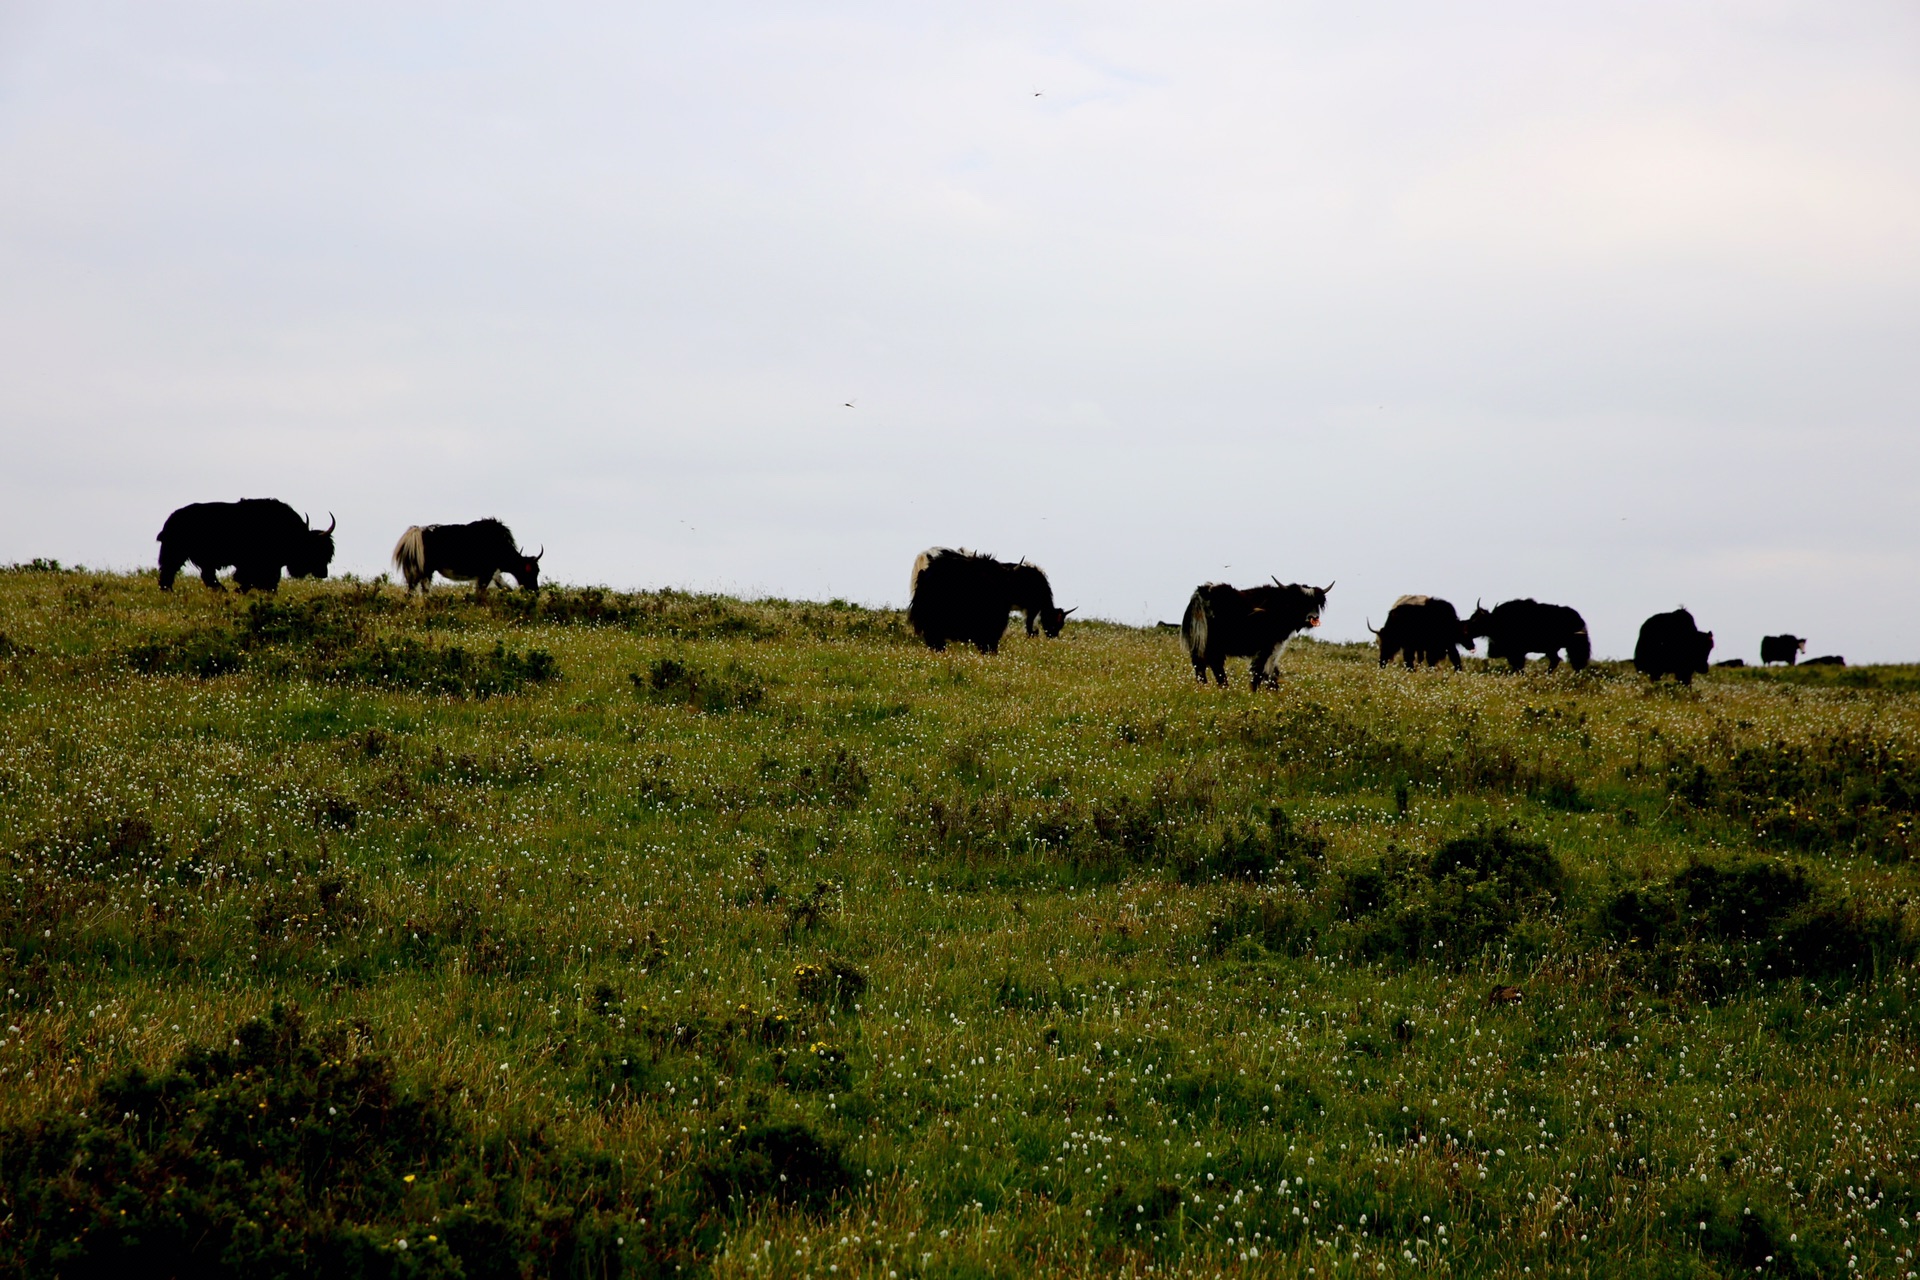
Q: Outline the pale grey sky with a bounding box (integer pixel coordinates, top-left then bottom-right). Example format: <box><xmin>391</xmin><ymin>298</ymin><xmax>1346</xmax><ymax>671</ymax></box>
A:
<box><xmin>3</xmin><ymin>3</ymin><xmax>1917</xmax><ymax>659</ymax></box>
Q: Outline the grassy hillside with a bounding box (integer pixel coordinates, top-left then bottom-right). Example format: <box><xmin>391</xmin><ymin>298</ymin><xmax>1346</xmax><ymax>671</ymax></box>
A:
<box><xmin>3</xmin><ymin>566</ymin><xmax>1919</xmax><ymax>1278</ymax></box>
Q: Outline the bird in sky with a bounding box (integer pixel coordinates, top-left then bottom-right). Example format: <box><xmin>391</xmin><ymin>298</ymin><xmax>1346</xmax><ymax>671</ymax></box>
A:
<box><xmin>844</xmin><ymin>399</ymin><xmax>856</xmax><ymax>408</ymax></box>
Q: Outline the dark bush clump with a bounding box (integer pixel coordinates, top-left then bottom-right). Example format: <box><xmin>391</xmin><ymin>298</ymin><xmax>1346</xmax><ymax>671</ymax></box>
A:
<box><xmin>632</xmin><ymin>656</ymin><xmax>766</xmax><ymax>713</ymax></box>
<box><xmin>125</xmin><ymin>626</ymin><xmax>245</xmax><ymax>677</ymax></box>
<box><xmin>1670</xmin><ymin>733</ymin><xmax>1920</xmax><ymax>862</ymax></box>
<box><xmin>332</xmin><ymin>638</ymin><xmax>558</xmax><ymax>698</ymax></box>
<box><xmin>1600</xmin><ymin>855</ymin><xmax>1913</xmax><ymax>993</ymax></box>
<box><xmin>1348</xmin><ymin>829</ymin><xmax>1565</xmax><ymax>965</ymax></box>
<box><xmin>1663</xmin><ymin>1181</ymin><xmax>1837</xmax><ymax>1279</ymax></box>
<box><xmin>694</xmin><ymin>1121</ymin><xmax>852</xmax><ymax>1215</ymax></box>
<box><xmin>1178</xmin><ymin>806</ymin><xmax>1326</xmax><ymax>885</ymax></box>
<box><xmin>794</xmin><ymin>959</ymin><xmax>867</xmax><ymax>1008</ymax></box>
<box><xmin>0</xmin><ymin>1005</ymin><xmax>661</xmax><ymax>1278</ymax></box>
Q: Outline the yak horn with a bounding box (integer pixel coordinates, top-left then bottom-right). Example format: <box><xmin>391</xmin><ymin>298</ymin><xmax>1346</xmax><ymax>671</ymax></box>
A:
<box><xmin>535</xmin><ymin>545</ymin><xmax>545</xmax><ymax>562</ymax></box>
<box><xmin>325</xmin><ymin>513</ymin><xmax>336</xmax><ymax>534</ymax></box>
<box><xmin>1062</xmin><ymin>606</ymin><xmax>1077</xmax><ymax>616</ymax></box>
<box><xmin>1366</xmin><ymin>618</ymin><xmax>1379</xmax><ymax>636</ymax></box>
<box><xmin>1321</xmin><ymin>581</ymin><xmax>1334</xmax><ymax>594</ymax></box>
<box><xmin>1271</xmin><ymin>575</ymin><xmax>1283</xmax><ymax>588</ymax></box>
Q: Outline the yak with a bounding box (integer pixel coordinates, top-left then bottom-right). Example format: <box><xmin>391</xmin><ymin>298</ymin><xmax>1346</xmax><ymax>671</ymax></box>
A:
<box><xmin>1761</xmin><ymin>634</ymin><xmax>1807</xmax><ymax>666</ymax></box>
<box><xmin>907</xmin><ymin>548</ymin><xmax>1070</xmax><ymax>653</ymax></box>
<box><xmin>157</xmin><ymin>499</ymin><xmax>335</xmax><ymax>592</ymax></box>
<box><xmin>1369</xmin><ymin>595</ymin><xmax>1469</xmax><ymax>670</ymax></box>
<box><xmin>1462</xmin><ymin>599</ymin><xmax>1591</xmax><ymax>673</ymax></box>
<box><xmin>1803</xmin><ymin>654</ymin><xmax>1846</xmax><ymax>667</ymax></box>
<box><xmin>1181</xmin><ymin>580</ymin><xmax>1331</xmax><ymax>689</ymax></box>
<box><xmin>392</xmin><ymin>519</ymin><xmax>542</xmax><ymax>598</ymax></box>
<box><xmin>1634</xmin><ymin>607</ymin><xmax>1714</xmax><ymax>685</ymax></box>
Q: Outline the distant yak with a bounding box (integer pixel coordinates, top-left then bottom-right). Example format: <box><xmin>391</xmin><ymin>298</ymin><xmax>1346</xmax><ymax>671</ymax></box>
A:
<box><xmin>393</xmin><ymin>519</ymin><xmax>542</xmax><ymax>599</ymax></box>
<box><xmin>1369</xmin><ymin>595</ymin><xmax>1469</xmax><ymax>670</ymax></box>
<box><xmin>1634</xmin><ymin>607</ymin><xmax>1714</xmax><ymax>685</ymax></box>
<box><xmin>1181</xmin><ymin>580</ymin><xmax>1331</xmax><ymax>689</ymax></box>
<box><xmin>1802</xmin><ymin>654</ymin><xmax>1846</xmax><ymax>667</ymax></box>
<box><xmin>907</xmin><ymin>549</ymin><xmax>1069</xmax><ymax>653</ymax></box>
<box><xmin>1761</xmin><ymin>634</ymin><xmax>1807</xmax><ymax>666</ymax></box>
<box><xmin>1463</xmin><ymin>599</ymin><xmax>1591</xmax><ymax>673</ymax></box>
<box><xmin>157</xmin><ymin>499</ymin><xmax>335</xmax><ymax>593</ymax></box>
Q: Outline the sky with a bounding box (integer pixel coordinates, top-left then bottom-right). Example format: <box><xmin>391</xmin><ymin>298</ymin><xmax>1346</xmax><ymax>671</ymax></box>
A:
<box><xmin>2</xmin><ymin>2</ymin><xmax>1917</xmax><ymax>660</ymax></box>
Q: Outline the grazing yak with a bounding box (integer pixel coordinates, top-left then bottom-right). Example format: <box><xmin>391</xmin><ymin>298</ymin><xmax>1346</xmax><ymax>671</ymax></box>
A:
<box><xmin>1761</xmin><ymin>634</ymin><xmax>1807</xmax><ymax>666</ymax></box>
<box><xmin>1803</xmin><ymin>654</ymin><xmax>1846</xmax><ymax>667</ymax></box>
<box><xmin>1181</xmin><ymin>580</ymin><xmax>1331</xmax><ymax>689</ymax></box>
<box><xmin>1634</xmin><ymin>607</ymin><xmax>1715</xmax><ymax>685</ymax></box>
<box><xmin>1369</xmin><ymin>595</ymin><xmax>1469</xmax><ymax>670</ymax></box>
<box><xmin>392</xmin><ymin>519</ymin><xmax>542</xmax><ymax>599</ymax></box>
<box><xmin>157</xmin><ymin>499</ymin><xmax>335</xmax><ymax>592</ymax></box>
<box><xmin>907</xmin><ymin>549</ymin><xmax>1069</xmax><ymax>653</ymax></box>
<box><xmin>1463</xmin><ymin>599</ymin><xmax>1591</xmax><ymax>673</ymax></box>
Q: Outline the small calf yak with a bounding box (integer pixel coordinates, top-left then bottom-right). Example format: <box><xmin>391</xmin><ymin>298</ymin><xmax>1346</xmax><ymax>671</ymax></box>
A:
<box><xmin>157</xmin><ymin>500</ymin><xmax>335</xmax><ymax>592</ymax></box>
<box><xmin>1370</xmin><ymin>595</ymin><xmax>1469</xmax><ymax>670</ymax></box>
<box><xmin>1634</xmin><ymin>607</ymin><xmax>1714</xmax><ymax>685</ymax></box>
<box><xmin>1181</xmin><ymin>580</ymin><xmax>1331</xmax><ymax>689</ymax></box>
<box><xmin>392</xmin><ymin>519</ymin><xmax>542</xmax><ymax>599</ymax></box>
<box><xmin>907</xmin><ymin>549</ymin><xmax>1069</xmax><ymax>653</ymax></box>
<box><xmin>1463</xmin><ymin>599</ymin><xmax>1591</xmax><ymax>673</ymax></box>
<box><xmin>1761</xmin><ymin>634</ymin><xmax>1807</xmax><ymax>666</ymax></box>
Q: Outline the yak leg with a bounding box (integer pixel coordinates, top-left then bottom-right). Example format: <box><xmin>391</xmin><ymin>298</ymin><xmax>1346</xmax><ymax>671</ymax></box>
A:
<box><xmin>1210</xmin><ymin>659</ymin><xmax>1227</xmax><ymax>687</ymax></box>
<box><xmin>196</xmin><ymin>561</ymin><xmax>225</xmax><ymax>591</ymax></box>
<box><xmin>1403</xmin><ymin>647</ymin><xmax>1417</xmax><ymax>670</ymax></box>
<box><xmin>1507</xmin><ymin>655</ymin><xmax>1525</xmax><ymax>673</ymax></box>
<box><xmin>1545</xmin><ymin>652</ymin><xmax>1562</xmax><ymax>673</ymax></box>
<box><xmin>1448</xmin><ymin>646</ymin><xmax>1463</xmax><ymax>671</ymax></box>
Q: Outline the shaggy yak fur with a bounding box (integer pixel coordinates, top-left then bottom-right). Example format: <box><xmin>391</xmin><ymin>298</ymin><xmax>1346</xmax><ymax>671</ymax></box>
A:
<box><xmin>1369</xmin><ymin>594</ymin><xmax>1470</xmax><ymax>670</ymax></box>
<box><xmin>1634</xmin><ymin>607</ymin><xmax>1715</xmax><ymax>685</ymax></box>
<box><xmin>1462</xmin><ymin>599</ymin><xmax>1592</xmax><ymax>673</ymax></box>
<box><xmin>392</xmin><ymin>519</ymin><xmax>542</xmax><ymax>599</ymax></box>
<box><xmin>156</xmin><ymin>500</ymin><xmax>335</xmax><ymax>593</ymax></box>
<box><xmin>907</xmin><ymin>549</ymin><xmax>1069</xmax><ymax>653</ymax></box>
<box><xmin>1181</xmin><ymin>580</ymin><xmax>1331</xmax><ymax>689</ymax></box>
<box><xmin>1761</xmin><ymin>634</ymin><xmax>1807</xmax><ymax>666</ymax></box>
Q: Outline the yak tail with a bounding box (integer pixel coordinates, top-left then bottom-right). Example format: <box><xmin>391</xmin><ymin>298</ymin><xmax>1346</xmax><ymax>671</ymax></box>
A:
<box><xmin>909</xmin><ymin>550</ymin><xmax>933</xmax><ymax>604</ymax></box>
<box><xmin>392</xmin><ymin>526</ymin><xmax>429</xmax><ymax>591</ymax></box>
<box><xmin>1179</xmin><ymin>589</ymin><xmax>1208</xmax><ymax>661</ymax></box>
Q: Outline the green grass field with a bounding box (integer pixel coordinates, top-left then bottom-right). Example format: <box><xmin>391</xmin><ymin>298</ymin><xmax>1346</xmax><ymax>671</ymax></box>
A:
<box><xmin>3</xmin><ymin>565</ymin><xmax>1920</xmax><ymax>1279</ymax></box>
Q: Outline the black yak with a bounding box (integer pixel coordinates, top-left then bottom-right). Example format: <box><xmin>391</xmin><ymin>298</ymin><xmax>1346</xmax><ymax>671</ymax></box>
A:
<box><xmin>392</xmin><ymin>519</ymin><xmax>542</xmax><ymax>599</ymax></box>
<box><xmin>157</xmin><ymin>499</ymin><xmax>335</xmax><ymax>592</ymax></box>
<box><xmin>907</xmin><ymin>549</ymin><xmax>1070</xmax><ymax>653</ymax></box>
<box><xmin>1803</xmin><ymin>654</ymin><xmax>1846</xmax><ymax>667</ymax></box>
<box><xmin>1634</xmin><ymin>607</ymin><xmax>1714</xmax><ymax>685</ymax></box>
<box><xmin>1761</xmin><ymin>634</ymin><xmax>1807</xmax><ymax>666</ymax></box>
<box><xmin>1369</xmin><ymin>595</ymin><xmax>1469</xmax><ymax>670</ymax></box>
<box><xmin>1462</xmin><ymin>599</ymin><xmax>1591</xmax><ymax>673</ymax></box>
<box><xmin>1181</xmin><ymin>580</ymin><xmax>1331</xmax><ymax>689</ymax></box>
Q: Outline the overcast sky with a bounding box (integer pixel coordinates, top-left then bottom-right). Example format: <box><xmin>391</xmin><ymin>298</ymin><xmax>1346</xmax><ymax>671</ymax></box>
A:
<box><xmin>2</xmin><ymin>3</ymin><xmax>1916</xmax><ymax>660</ymax></box>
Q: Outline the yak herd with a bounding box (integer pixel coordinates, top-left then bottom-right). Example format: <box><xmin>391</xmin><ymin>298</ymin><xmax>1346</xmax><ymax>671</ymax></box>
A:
<box><xmin>151</xmin><ymin>499</ymin><xmax>1831</xmax><ymax>688</ymax></box>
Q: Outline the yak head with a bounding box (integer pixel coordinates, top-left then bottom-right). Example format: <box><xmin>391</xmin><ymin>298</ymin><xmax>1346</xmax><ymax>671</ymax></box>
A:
<box><xmin>289</xmin><ymin>513</ymin><xmax>337</xmax><ymax>580</ymax></box>
<box><xmin>1041</xmin><ymin>604</ymin><xmax>1073</xmax><ymax>638</ymax></box>
<box><xmin>509</xmin><ymin>545</ymin><xmax>544</xmax><ymax>591</ymax></box>
<box><xmin>1462</xmin><ymin>599</ymin><xmax>1493</xmax><ymax>643</ymax></box>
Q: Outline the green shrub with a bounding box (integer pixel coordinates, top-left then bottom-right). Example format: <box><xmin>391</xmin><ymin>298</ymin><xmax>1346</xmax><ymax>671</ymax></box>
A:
<box><xmin>693</xmin><ymin>1121</ymin><xmax>852</xmax><ymax>1214</ymax></box>
<box><xmin>1600</xmin><ymin>855</ymin><xmax>1913</xmax><ymax>991</ymax></box>
<box><xmin>632</xmin><ymin>657</ymin><xmax>766</xmax><ymax>713</ymax></box>
<box><xmin>1350</xmin><ymin>830</ymin><xmax>1565</xmax><ymax>964</ymax></box>
<box><xmin>125</xmin><ymin>626</ymin><xmax>245</xmax><ymax>677</ymax></box>
<box><xmin>1670</xmin><ymin>732</ymin><xmax>1920</xmax><ymax>862</ymax></box>
<box><xmin>331</xmin><ymin>638</ymin><xmax>557</xmax><ymax>698</ymax></box>
<box><xmin>0</xmin><ymin>1005</ymin><xmax>658</xmax><ymax>1278</ymax></box>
